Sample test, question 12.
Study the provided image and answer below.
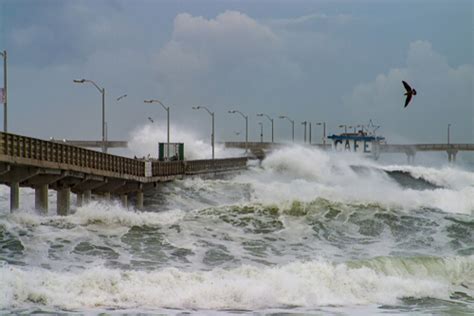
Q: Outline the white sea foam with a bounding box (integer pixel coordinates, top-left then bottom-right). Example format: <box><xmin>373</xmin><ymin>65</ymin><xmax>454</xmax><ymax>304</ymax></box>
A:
<box><xmin>1</xmin><ymin>201</ymin><xmax>185</xmax><ymax>228</ymax></box>
<box><xmin>234</xmin><ymin>145</ymin><xmax>474</xmax><ymax>215</ymax></box>
<box><xmin>1</xmin><ymin>256</ymin><xmax>471</xmax><ymax>310</ymax></box>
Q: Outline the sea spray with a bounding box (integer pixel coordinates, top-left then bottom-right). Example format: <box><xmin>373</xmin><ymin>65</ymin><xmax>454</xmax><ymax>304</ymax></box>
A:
<box><xmin>127</xmin><ymin>124</ymin><xmax>245</xmax><ymax>160</ymax></box>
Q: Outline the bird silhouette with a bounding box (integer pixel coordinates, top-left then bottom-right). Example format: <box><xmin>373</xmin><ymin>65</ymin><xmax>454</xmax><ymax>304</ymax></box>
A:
<box><xmin>148</xmin><ymin>117</ymin><xmax>154</xmax><ymax>123</ymax></box>
<box><xmin>402</xmin><ymin>81</ymin><xmax>417</xmax><ymax>108</ymax></box>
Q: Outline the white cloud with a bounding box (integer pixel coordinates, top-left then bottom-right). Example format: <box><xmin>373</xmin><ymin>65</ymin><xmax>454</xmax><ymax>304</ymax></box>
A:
<box><xmin>154</xmin><ymin>10</ymin><xmax>279</xmax><ymax>82</ymax></box>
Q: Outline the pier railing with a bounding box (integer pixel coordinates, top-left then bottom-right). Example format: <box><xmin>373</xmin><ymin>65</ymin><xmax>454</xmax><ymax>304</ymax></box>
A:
<box><xmin>0</xmin><ymin>132</ymin><xmax>248</xmax><ymax>179</ymax></box>
<box><xmin>0</xmin><ymin>132</ymin><xmax>145</xmax><ymax>176</ymax></box>
<box><xmin>151</xmin><ymin>157</ymin><xmax>248</xmax><ymax>176</ymax></box>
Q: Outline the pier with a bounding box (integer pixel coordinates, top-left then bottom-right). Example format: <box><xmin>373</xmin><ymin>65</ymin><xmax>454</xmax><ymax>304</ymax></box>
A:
<box><xmin>224</xmin><ymin>141</ymin><xmax>474</xmax><ymax>162</ymax></box>
<box><xmin>0</xmin><ymin>132</ymin><xmax>248</xmax><ymax>215</ymax></box>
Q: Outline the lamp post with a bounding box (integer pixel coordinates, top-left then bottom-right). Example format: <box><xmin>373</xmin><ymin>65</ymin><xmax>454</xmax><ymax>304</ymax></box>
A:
<box><xmin>309</xmin><ymin>122</ymin><xmax>312</xmax><ymax>144</ymax></box>
<box><xmin>144</xmin><ymin>99</ymin><xmax>170</xmax><ymax>160</ymax></box>
<box><xmin>229</xmin><ymin>109</ymin><xmax>248</xmax><ymax>154</ymax></box>
<box><xmin>338</xmin><ymin>124</ymin><xmax>347</xmax><ymax>134</ymax></box>
<box><xmin>257</xmin><ymin>113</ymin><xmax>274</xmax><ymax>143</ymax></box>
<box><xmin>0</xmin><ymin>50</ymin><xmax>7</xmax><ymax>132</ymax></box>
<box><xmin>447</xmin><ymin>123</ymin><xmax>451</xmax><ymax>145</ymax></box>
<box><xmin>258</xmin><ymin>122</ymin><xmax>263</xmax><ymax>143</ymax></box>
<box><xmin>193</xmin><ymin>106</ymin><xmax>215</xmax><ymax>159</ymax></box>
<box><xmin>301</xmin><ymin>121</ymin><xmax>307</xmax><ymax>143</ymax></box>
<box><xmin>279</xmin><ymin>116</ymin><xmax>294</xmax><ymax>142</ymax></box>
<box><xmin>316</xmin><ymin>122</ymin><xmax>326</xmax><ymax>145</ymax></box>
<box><xmin>73</xmin><ymin>78</ymin><xmax>106</xmax><ymax>152</ymax></box>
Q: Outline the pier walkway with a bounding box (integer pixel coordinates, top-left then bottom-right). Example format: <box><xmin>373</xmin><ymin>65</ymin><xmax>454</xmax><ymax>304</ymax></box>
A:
<box><xmin>0</xmin><ymin>132</ymin><xmax>248</xmax><ymax>215</ymax></box>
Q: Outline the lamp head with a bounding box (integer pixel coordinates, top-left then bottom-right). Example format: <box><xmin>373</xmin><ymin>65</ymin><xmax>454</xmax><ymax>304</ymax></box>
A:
<box><xmin>144</xmin><ymin>100</ymin><xmax>152</xmax><ymax>103</ymax></box>
<box><xmin>228</xmin><ymin>110</ymin><xmax>236</xmax><ymax>113</ymax></box>
<box><xmin>257</xmin><ymin>113</ymin><xmax>263</xmax><ymax>117</ymax></box>
<box><xmin>73</xmin><ymin>79</ymin><xmax>85</xmax><ymax>83</ymax></box>
<box><xmin>278</xmin><ymin>116</ymin><xmax>285</xmax><ymax>119</ymax></box>
<box><xmin>192</xmin><ymin>106</ymin><xmax>200</xmax><ymax>110</ymax></box>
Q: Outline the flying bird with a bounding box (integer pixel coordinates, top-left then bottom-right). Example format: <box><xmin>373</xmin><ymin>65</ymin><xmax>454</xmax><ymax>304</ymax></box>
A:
<box><xmin>402</xmin><ymin>81</ymin><xmax>417</xmax><ymax>108</ymax></box>
<box><xmin>147</xmin><ymin>117</ymin><xmax>154</xmax><ymax>123</ymax></box>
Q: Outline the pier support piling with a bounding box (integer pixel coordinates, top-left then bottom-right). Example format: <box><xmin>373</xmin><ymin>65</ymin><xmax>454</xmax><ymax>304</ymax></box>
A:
<box><xmin>120</xmin><ymin>194</ymin><xmax>128</xmax><ymax>208</ymax></box>
<box><xmin>35</xmin><ymin>184</ymin><xmax>48</xmax><ymax>213</ymax></box>
<box><xmin>10</xmin><ymin>181</ymin><xmax>19</xmax><ymax>211</ymax></box>
<box><xmin>136</xmin><ymin>191</ymin><xmax>144</xmax><ymax>210</ymax></box>
<box><xmin>447</xmin><ymin>150</ymin><xmax>457</xmax><ymax>163</ymax></box>
<box><xmin>57</xmin><ymin>187</ymin><xmax>71</xmax><ymax>216</ymax></box>
<box><xmin>103</xmin><ymin>192</ymin><xmax>111</xmax><ymax>201</ymax></box>
<box><xmin>76</xmin><ymin>192</ymin><xmax>83</xmax><ymax>207</ymax></box>
<box><xmin>84</xmin><ymin>190</ymin><xmax>92</xmax><ymax>203</ymax></box>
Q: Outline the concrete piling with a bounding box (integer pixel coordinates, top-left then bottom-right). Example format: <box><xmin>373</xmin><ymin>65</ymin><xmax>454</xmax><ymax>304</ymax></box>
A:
<box><xmin>35</xmin><ymin>184</ymin><xmax>48</xmax><ymax>213</ymax></box>
<box><xmin>136</xmin><ymin>191</ymin><xmax>144</xmax><ymax>209</ymax></box>
<box><xmin>120</xmin><ymin>194</ymin><xmax>128</xmax><ymax>208</ymax></box>
<box><xmin>76</xmin><ymin>192</ymin><xmax>83</xmax><ymax>207</ymax></box>
<box><xmin>10</xmin><ymin>181</ymin><xmax>19</xmax><ymax>211</ymax></box>
<box><xmin>84</xmin><ymin>190</ymin><xmax>92</xmax><ymax>203</ymax></box>
<box><xmin>103</xmin><ymin>192</ymin><xmax>111</xmax><ymax>201</ymax></box>
<box><xmin>57</xmin><ymin>187</ymin><xmax>71</xmax><ymax>216</ymax></box>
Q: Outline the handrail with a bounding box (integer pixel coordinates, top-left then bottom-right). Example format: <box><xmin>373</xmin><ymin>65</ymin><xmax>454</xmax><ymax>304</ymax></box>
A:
<box><xmin>0</xmin><ymin>132</ymin><xmax>249</xmax><ymax>179</ymax></box>
<box><xmin>0</xmin><ymin>132</ymin><xmax>145</xmax><ymax>177</ymax></box>
<box><xmin>151</xmin><ymin>157</ymin><xmax>248</xmax><ymax>176</ymax></box>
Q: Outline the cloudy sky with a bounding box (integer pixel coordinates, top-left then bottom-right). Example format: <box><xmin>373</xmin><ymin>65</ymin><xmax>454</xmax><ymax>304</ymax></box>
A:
<box><xmin>0</xmin><ymin>0</ymin><xmax>472</xmax><ymax>145</ymax></box>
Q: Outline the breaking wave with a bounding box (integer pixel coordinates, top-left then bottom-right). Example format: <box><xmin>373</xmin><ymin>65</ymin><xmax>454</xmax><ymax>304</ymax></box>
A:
<box><xmin>1</xmin><ymin>256</ymin><xmax>472</xmax><ymax>311</ymax></box>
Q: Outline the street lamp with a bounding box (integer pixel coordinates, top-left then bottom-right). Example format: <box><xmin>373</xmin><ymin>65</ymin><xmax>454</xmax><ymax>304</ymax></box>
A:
<box><xmin>73</xmin><ymin>78</ymin><xmax>107</xmax><ymax>153</ymax></box>
<box><xmin>258</xmin><ymin>122</ymin><xmax>263</xmax><ymax>143</ymax></box>
<box><xmin>338</xmin><ymin>124</ymin><xmax>348</xmax><ymax>134</ymax></box>
<box><xmin>144</xmin><ymin>99</ymin><xmax>170</xmax><ymax>160</ymax></box>
<box><xmin>309</xmin><ymin>122</ymin><xmax>312</xmax><ymax>144</ymax></box>
<box><xmin>316</xmin><ymin>122</ymin><xmax>326</xmax><ymax>145</ymax></box>
<box><xmin>193</xmin><ymin>106</ymin><xmax>215</xmax><ymax>159</ymax></box>
<box><xmin>0</xmin><ymin>50</ymin><xmax>7</xmax><ymax>132</ymax></box>
<box><xmin>447</xmin><ymin>123</ymin><xmax>451</xmax><ymax>145</ymax></box>
<box><xmin>279</xmin><ymin>115</ymin><xmax>295</xmax><ymax>142</ymax></box>
<box><xmin>229</xmin><ymin>109</ymin><xmax>248</xmax><ymax>154</ymax></box>
<box><xmin>257</xmin><ymin>113</ymin><xmax>274</xmax><ymax>143</ymax></box>
<box><xmin>301</xmin><ymin>121</ymin><xmax>307</xmax><ymax>143</ymax></box>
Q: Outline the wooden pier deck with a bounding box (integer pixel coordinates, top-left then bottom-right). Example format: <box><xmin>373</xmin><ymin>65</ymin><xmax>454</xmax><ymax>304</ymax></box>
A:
<box><xmin>0</xmin><ymin>132</ymin><xmax>248</xmax><ymax>215</ymax></box>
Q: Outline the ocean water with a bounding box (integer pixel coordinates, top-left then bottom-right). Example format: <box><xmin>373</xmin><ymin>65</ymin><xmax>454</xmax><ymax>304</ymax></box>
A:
<box><xmin>0</xmin><ymin>145</ymin><xmax>473</xmax><ymax>315</ymax></box>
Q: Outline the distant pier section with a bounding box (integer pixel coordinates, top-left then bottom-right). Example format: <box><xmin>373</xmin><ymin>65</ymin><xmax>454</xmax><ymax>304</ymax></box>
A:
<box><xmin>0</xmin><ymin>132</ymin><xmax>248</xmax><ymax>215</ymax></box>
<box><xmin>224</xmin><ymin>141</ymin><xmax>474</xmax><ymax>162</ymax></box>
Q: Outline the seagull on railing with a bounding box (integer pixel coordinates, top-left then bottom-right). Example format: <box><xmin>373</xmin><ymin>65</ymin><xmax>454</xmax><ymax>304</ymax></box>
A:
<box><xmin>402</xmin><ymin>81</ymin><xmax>417</xmax><ymax>108</ymax></box>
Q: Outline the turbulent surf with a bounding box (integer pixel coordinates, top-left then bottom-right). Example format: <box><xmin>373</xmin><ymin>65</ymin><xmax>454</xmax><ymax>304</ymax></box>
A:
<box><xmin>1</xmin><ymin>145</ymin><xmax>473</xmax><ymax>315</ymax></box>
